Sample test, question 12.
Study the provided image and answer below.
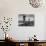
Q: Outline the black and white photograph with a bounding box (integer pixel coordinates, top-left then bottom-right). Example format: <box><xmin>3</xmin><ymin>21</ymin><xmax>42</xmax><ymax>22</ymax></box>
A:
<box><xmin>18</xmin><ymin>14</ymin><xmax>35</xmax><ymax>26</ymax></box>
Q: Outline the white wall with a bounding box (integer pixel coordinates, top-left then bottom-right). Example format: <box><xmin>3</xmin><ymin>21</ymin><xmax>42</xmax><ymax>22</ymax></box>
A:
<box><xmin>0</xmin><ymin>0</ymin><xmax>46</xmax><ymax>40</ymax></box>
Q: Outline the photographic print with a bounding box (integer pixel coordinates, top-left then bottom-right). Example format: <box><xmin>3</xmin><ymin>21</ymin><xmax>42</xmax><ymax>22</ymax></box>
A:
<box><xmin>18</xmin><ymin>14</ymin><xmax>35</xmax><ymax>26</ymax></box>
